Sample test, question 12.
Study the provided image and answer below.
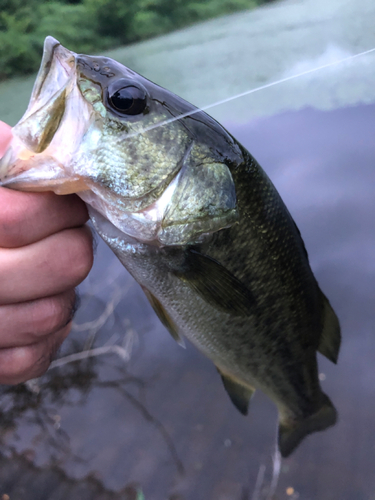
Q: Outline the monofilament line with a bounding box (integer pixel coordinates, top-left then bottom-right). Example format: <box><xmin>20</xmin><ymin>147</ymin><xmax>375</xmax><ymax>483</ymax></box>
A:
<box><xmin>127</xmin><ymin>46</ymin><xmax>375</xmax><ymax>139</ymax></box>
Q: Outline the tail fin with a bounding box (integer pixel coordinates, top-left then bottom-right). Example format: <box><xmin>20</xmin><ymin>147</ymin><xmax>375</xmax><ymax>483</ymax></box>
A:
<box><xmin>278</xmin><ymin>394</ymin><xmax>337</xmax><ymax>458</ymax></box>
<box><xmin>318</xmin><ymin>294</ymin><xmax>341</xmax><ymax>364</ymax></box>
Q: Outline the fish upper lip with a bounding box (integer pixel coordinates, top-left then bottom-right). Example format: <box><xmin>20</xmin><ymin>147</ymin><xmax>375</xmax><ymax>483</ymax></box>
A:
<box><xmin>32</xmin><ymin>37</ymin><xmax>61</xmax><ymax>102</ymax></box>
<box><xmin>54</xmin><ymin>47</ymin><xmax>76</xmax><ymax>78</ymax></box>
<box><xmin>26</xmin><ymin>37</ymin><xmax>76</xmax><ymax>118</ymax></box>
<box><xmin>44</xmin><ymin>36</ymin><xmax>76</xmax><ymax>74</ymax></box>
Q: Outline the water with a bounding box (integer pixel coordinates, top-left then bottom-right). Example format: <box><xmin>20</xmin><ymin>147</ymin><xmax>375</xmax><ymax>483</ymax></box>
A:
<box><xmin>1</xmin><ymin>0</ymin><xmax>375</xmax><ymax>498</ymax></box>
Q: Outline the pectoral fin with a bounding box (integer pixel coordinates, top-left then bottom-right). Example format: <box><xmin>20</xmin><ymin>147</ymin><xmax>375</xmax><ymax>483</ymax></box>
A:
<box><xmin>142</xmin><ymin>287</ymin><xmax>185</xmax><ymax>348</ymax></box>
<box><xmin>216</xmin><ymin>368</ymin><xmax>255</xmax><ymax>415</ymax></box>
<box><xmin>174</xmin><ymin>249</ymin><xmax>255</xmax><ymax>316</ymax></box>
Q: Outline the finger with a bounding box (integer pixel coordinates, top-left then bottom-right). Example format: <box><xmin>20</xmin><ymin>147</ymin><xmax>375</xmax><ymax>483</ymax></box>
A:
<box><xmin>0</xmin><ymin>225</ymin><xmax>93</xmax><ymax>304</ymax></box>
<box><xmin>0</xmin><ymin>323</ymin><xmax>71</xmax><ymax>385</ymax></box>
<box><xmin>0</xmin><ymin>121</ymin><xmax>12</xmax><ymax>157</ymax></box>
<box><xmin>0</xmin><ymin>188</ymin><xmax>89</xmax><ymax>248</ymax></box>
<box><xmin>0</xmin><ymin>289</ymin><xmax>77</xmax><ymax>348</ymax></box>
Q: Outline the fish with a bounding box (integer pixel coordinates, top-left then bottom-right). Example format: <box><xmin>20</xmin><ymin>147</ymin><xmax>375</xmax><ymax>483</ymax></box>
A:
<box><xmin>0</xmin><ymin>36</ymin><xmax>341</xmax><ymax>457</ymax></box>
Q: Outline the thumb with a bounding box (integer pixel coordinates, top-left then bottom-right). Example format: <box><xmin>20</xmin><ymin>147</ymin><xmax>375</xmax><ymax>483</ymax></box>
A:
<box><xmin>0</xmin><ymin>121</ymin><xmax>12</xmax><ymax>158</ymax></box>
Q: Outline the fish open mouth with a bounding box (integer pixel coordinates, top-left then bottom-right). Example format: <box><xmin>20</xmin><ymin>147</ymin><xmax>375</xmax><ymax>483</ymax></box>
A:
<box><xmin>0</xmin><ymin>37</ymin><xmax>91</xmax><ymax>194</ymax></box>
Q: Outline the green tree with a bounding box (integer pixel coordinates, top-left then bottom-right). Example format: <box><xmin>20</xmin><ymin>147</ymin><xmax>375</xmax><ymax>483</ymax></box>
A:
<box><xmin>0</xmin><ymin>0</ymin><xmax>271</xmax><ymax>80</ymax></box>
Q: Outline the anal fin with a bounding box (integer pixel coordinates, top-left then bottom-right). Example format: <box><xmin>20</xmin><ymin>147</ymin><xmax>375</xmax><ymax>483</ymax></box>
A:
<box><xmin>142</xmin><ymin>287</ymin><xmax>185</xmax><ymax>348</ymax></box>
<box><xmin>318</xmin><ymin>295</ymin><xmax>341</xmax><ymax>364</ymax></box>
<box><xmin>216</xmin><ymin>367</ymin><xmax>255</xmax><ymax>416</ymax></box>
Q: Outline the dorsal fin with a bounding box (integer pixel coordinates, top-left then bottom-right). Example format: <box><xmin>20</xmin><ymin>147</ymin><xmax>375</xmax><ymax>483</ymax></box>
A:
<box><xmin>216</xmin><ymin>367</ymin><xmax>255</xmax><ymax>415</ymax></box>
<box><xmin>318</xmin><ymin>295</ymin><xmax>341</xmax><ymax>364</ymax></box>
<box><xmin>141</xmin><ymin>286</ymin><xmax>185</xmax><ymax>347</ymax></box>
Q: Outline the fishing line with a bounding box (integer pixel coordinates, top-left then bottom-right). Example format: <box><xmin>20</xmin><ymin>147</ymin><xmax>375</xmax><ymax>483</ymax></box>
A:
<box><xmin>251</xmin><ymin>463</ymin><xmax>266</xmax><ymax>500</ymax></box>
<box><xmin>128</xmin><ymin>46</ymin><xmax>375</xmax><ymax>139</ymax></box>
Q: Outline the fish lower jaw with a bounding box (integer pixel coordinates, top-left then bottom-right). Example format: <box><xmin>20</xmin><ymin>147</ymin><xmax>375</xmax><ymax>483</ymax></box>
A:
<box><xmin>80</xmin><ymin>191</ymin><xmax>164</xmax><ymax>245</ymax></box>
<box><xmin>0</xmin><ymin>144</ymin><xmax>86</xmax><ymax>193</ymax></box>
<box><xmin>79</xmin><ymin>173</ymin><xmax>184</xmax><ymax>246</ymax></box>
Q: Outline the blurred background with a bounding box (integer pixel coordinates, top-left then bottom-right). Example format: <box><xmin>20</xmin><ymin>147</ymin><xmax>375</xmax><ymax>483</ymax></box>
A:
<box><xmin>1</xmin><ymin>0</ymin><xmax>375</xmax><ymax>499</ymax></box>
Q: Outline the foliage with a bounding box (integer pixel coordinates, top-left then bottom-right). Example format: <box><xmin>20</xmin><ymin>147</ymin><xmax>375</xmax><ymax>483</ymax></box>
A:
<box><xmin>0</xmin><ymin>0</ymin><xmax>272</xmax><ymax>80</ymax></box>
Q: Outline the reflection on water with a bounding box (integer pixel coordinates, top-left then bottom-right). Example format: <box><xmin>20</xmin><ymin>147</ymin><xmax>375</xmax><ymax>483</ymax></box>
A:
<box><xmin>0</xmin><ymin>339</ymin><xmax>180</xmax><ymax>499</ymax></box>
<box><xmin>1</xmin><ymin>104</ymin><xmax>375</xmax><ymax>500</ymax></box>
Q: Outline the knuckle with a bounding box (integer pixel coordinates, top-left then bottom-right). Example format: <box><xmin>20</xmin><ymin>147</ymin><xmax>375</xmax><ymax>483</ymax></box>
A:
<box><xmin>64</xmin><ymin>194</ymin><xmax>89</xmax><ymax>225</ymax></box>
<box><xmin>31</xmin><ymin>291</ymin><xmax>76</xmax><ymax>337</ymax></box>
<box><xmin>64</xmin><ymin>227</ymin><xmax>94</xmax><ymax>285</ymax></box>
<box><xmin>0</xmin><ymin>197</ymin><xmax>25</xmax><ymax>247</ymax></box>
<box><xmin>0</xmin><ymin>344</ymin><xmax>50</xmax><ymax>385</ymax></box>
<box><xmin>0</xmin><ymin>190</ymin><xmax>22</xmax><ymax>225</ymax></box>
<box><xmin>0</xmin><ymin>326</ymin><xmax>70</xmax><ymax>385</ymax></box>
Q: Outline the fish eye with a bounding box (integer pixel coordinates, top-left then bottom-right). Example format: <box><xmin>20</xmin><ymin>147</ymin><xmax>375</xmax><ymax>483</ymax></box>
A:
<box><xmin>107</xmin><ymin>79</ymin><xmax>147</xmax><ymax>115</ymax></box>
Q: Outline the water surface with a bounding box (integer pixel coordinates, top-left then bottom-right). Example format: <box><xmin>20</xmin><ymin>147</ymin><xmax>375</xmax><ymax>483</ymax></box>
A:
<box><xmin>1</xmin><ymin>103</ymin><xmax>374</xmax><ymax>500</ymax></box>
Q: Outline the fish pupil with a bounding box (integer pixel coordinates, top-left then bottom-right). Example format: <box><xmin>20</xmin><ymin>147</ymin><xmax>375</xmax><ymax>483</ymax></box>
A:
<box><xmin>109</xmin><ymin>85</ymin><xmax>146</xmax><ymax>115</ymax></box>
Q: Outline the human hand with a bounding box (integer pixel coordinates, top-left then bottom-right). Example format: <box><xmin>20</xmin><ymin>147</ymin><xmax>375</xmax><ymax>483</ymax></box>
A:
<box><xmin>0</xmin><ymin>121</ymin><xmax>93</xmax><ymax>384</ymax></box>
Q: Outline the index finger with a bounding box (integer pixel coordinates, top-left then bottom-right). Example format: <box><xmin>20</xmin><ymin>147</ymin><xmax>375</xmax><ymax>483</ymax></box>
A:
<box><xmin>0</xmin><ymin>188</ymin><xmax>89</xmax><ymax>248</ymax></box>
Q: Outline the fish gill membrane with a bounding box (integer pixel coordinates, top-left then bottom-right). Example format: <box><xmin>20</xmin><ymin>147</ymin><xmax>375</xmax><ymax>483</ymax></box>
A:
<box><xmin>0</xmin><ymin>36</ymin><xmax>343</xmax><ymax>458</ymax></box>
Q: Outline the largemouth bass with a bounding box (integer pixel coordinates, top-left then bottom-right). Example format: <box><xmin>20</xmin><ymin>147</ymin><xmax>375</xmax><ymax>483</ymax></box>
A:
<box><xmin>0</xmin><ymin>37</ymin><xmax>341</xmax><ymax>457</ymax></box>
